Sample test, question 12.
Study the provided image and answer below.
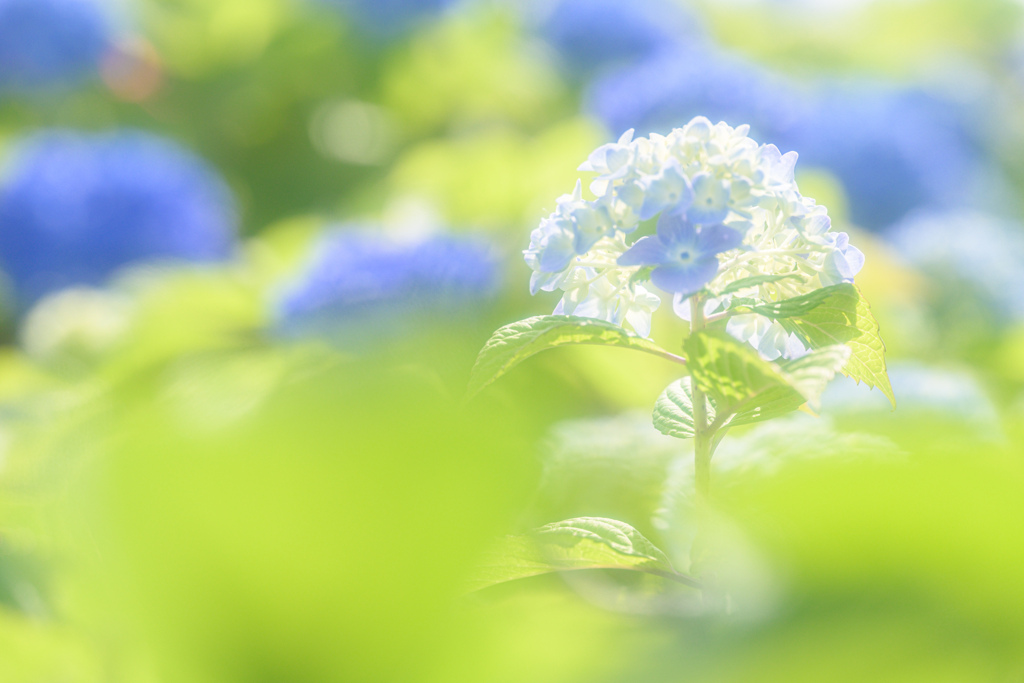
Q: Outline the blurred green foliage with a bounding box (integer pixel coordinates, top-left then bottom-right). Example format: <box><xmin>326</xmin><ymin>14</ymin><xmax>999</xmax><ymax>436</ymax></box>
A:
<box><xmin>2</xmin><ymin>0</ymin><xmax>1024</xmax><ymax>680</ymax></box>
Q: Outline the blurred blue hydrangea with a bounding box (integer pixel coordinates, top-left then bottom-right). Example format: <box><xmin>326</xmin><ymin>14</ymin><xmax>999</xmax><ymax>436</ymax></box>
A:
<box><xmin>311</xmin><ymin>0</ymin><xmax>455</xmax><ymax>37</ymax></box>
<box><xmin>538</xmin><ymin>0</ymin><xmax>702</xmax><ymax>77</ymax></box>
<box><xmin>822</xmin><ymin>361</ymin><xmax>1001</xmax><ymax>438</ymax></box>
<box><xmin>585</xmin><ymin>46</ymin><xmax>810</xmax><ymax>144</ymax></box>
<box><xmin>788</xmin><ymin>85</ymin><xmax>982</xmax><ymax>231</ymax></box>
<box><xmin>888</xmin><ymin>210</ymin><xmax>1024</xmax><ymax>321</ymax></box>
<box><xmin>276</xmin><ymin>231</ymin><xmax>499</xmax><ymax>343</ymax></box>
<box><xmin>0</xmin><ymin>0</ymin><xmax>110</xmax><ymax>92</ymax></box>
<box><xmin>0</xmin><ymin>129</ymin><xmax>237</xmax><ymax>307</ymax></box>
<box><xmin>588</xmin><ymin>50</ymin><xmax>982</xmax><ymax>232</ymax></box>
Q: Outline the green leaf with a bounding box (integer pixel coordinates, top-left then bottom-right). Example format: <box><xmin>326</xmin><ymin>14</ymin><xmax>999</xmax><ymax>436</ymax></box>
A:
<box><xmin>716</xmin><ymin>273</ymin><xmax>799</xmax><ymax>297</ymax></box>
<box><xmin>467</xmin><ymin>517</ymin><xmax>698</xmax><ymax>592</ymax></box>
<box><xmin>467</xmin><ymin>315</ymin><xmax>685</xmax><ymax>399</ymax></box>
<box><xmin>682</xmin><ymin>331</ymin><xmax>851</xmax><ymax>428</ymax></box>
<box><xmin>747</xmin><ymin>284</ymin><xmax>843</xmax><ymax>319</ymax></box>
<box><xmin>779</xmin><ymin>285</ymin><xmax>895</xmax><ymax>407</ymax></box>
<box><xmin>629</xmin><ymin>266</ymin><xmax>655</xmax><ymax>284</ymax></box>
<box><xmin>652</xmin><ymin>377</ymin><xmax>716</xmax><ymax>439</ymax></box>
<box><xmin>683</xmin><ymin>331</ymin><xmax>795</xmax><ymax>415</ymax></box>
<box><xmin>780</xmin><ymin>345</ymin><xmax>852</xmax><ymax>407</ymax></box>
<box><xmin>730</xmin><ymin>345</ymin><xmax>850</xmax><ymax>427</ymax></box>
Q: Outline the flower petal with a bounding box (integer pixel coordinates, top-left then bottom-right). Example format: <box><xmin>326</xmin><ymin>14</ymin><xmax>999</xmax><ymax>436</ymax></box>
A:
<box><xmin>696</xmin><ymin>224</ymin><xmax>744</xmax><ymax>256</ymax></box>
<box><xmin>650</xmin><ymin>256</ymin><xmax>719</xmax><ymax>295</ymax></box>
<box><xmin>617</xmin><ymin>235</ymin><xmax>672</xmax><ymax>266</ymax></box>
<box><xmin>655</xmin><ymin>210</ymin><xmax>697</xmax><ymax>246</ymax></box>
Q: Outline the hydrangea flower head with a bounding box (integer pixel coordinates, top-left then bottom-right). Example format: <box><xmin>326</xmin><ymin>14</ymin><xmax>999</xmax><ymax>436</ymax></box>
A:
<box><xmin>0</xmin><ymin>0</ymin><xmax>110</xmax><ymax>92</ymax></box>
<box><xmin>277</xmin><ymin>231</ymin><xmax>499</xmax><ymax>343</ymax></box>
<box><xmin>0</xmin><ymin>129</ymin><xmax>237</xmax><ymax>307</ymax></box>
<box><xmin>525</xmin><ymin>117</ymin><xmax>864</xmax><ymax>353</ymax></box>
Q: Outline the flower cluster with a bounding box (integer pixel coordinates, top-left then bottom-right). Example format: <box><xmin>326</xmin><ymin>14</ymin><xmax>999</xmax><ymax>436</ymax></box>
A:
<box><xmin>525</xmin><ymin>117</ymin><xmax>864</xmax><ymax>354</ymax></box>
<box><xmin>0</xmin><ymin>129</ymin><xmax>237</xmax><ymax>307</ymax></box>
<box><xmin>0</xmin><ymin>0</ymin><xmax>110</xmax><ymax>92</ymax></box>
<box><xmin>277</xmin><ymin>230</ymin><xmax>498</xmax><ymax>342</ymax></box>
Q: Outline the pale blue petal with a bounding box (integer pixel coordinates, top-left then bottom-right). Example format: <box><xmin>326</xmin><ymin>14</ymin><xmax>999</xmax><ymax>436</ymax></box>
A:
<box><xmin>696</xmin><ymin>224</ymin><xmax>743</xmax><ymax>256</ymax></box>
<box><xmin>655</xmin><ymin>210</ymin><xmax>697</xmax><ymax>246</ymax></box>
<box><xmin>650</xmin><ymin>256</ymin><xmax>719</xmax><ymax>295</ymax></box>
<box><xmin>618</xmin><ymin>235</ymin><xmax>672</xmax><ymax>266</ymax></box>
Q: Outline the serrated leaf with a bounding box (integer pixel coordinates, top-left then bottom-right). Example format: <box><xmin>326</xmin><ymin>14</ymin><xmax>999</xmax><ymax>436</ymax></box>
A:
<box><xmin>730</xmin><ymin>345</ymin><xmax>850</xmax><ymax>427</ymax></box>
<box><xmin>780</xmin><ymin>345</ymin><xmax>852</xmax><ymax>406</ymax></box>
<box><xmin>749</xmin><ymin>284</ymin><xmax>842</xmax><ymax>319</ymax></box>
<box><xmin>716</xmin><ymin>274</ymin><xmax>799</xmax><ymax>297</ymax></box>
<box><xmin>683</xmin><ymin>331</ymin><xmax>795</xmax><ymax>413</ymax></box>
<box><xmin>467</xmin><ymin>315</ymin><xmax>685</xmax><ymax>399</ymax></box>
<box><xmin>652</xmin><ymin>377</ymin><xmax>716</xmax><ymax>439</ymax></box>
<box><xmin>779</xmin><ymin>285</ymin><xmax>895</xmax><ymax>407</ymax></box>
<box><xmin>467</xmin><ymin>517</ymin><xmax>697</xmax><ymax>592</ymax></box>
<box><xmin>682</xmin><ymin>332</ymin><xmax>850</xmax><ymax>428</ymax></box>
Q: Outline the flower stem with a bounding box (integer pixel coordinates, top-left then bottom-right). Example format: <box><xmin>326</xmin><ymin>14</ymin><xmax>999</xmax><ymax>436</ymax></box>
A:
<box><xmin>688</xmin><ymin>296</ymin><xmax>713</xmax><ymax>580</ymax></box>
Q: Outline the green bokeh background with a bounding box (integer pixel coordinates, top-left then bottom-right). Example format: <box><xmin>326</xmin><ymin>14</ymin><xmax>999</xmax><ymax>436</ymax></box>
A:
<box><xmin>3</xmin><ymin>0</ymin><xmax>1024</xmax><ymax>681</ymax></box>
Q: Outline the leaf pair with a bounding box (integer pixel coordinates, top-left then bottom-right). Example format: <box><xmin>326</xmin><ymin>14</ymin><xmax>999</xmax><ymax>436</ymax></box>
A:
<box><xmin>465</xmin><ymin>315</ymin><xmax>685</xmax><ymax>400</ymax></box>
<box><xmin>653</xmin><ymin>333</ymin><xmax>851</xmax><ymax>438</ymax></box>
<box><xmin>466</xmin><ymin>284</ymin><xmax>893</xmax><ymax>410</ymax></box>
<box><xmin>732</xmin><ymin>284</ymin><xmax>894</xmax><ymax>406</ymax></box>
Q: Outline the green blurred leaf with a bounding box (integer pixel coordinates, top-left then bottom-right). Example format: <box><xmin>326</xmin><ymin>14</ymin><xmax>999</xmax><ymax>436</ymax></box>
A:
<box><xmin>716</xmin><ymin>274</ymin><xmax>799</xmax><ymax>297</ymax></box>
<box><xmin>629</xmin><ymin>266</ymin><xmax>655</xmax><ymax>285</ymax></box>
<box><xmin>778</xmin><ymin>285</ymin><xmax>895</xmax><ymax>407</ymax></box>
<box><xmin>652</xmin><ymin>377</ymin><xmax>715</xmax><ymax>439</ymax></box>
<box><xmin>683</xmin><ymin>331</ymin><xmax>795</xmax><ymax>415</ymax></box>
<box><xmin>731</xmin><ymin>345</ymin><xmax>851</xmax><ymax>427</ymax></box>
<box><xmin>682</xmin><ymin>332</ymin><xmax>850</xmax><ymax>428</ymax></box>
<box><xmin>467</xmin><ymin>316</ymin><xmax>686</xmax><ymax>399</ymax></box>
<box><xmin>469</xmin><ymin>517</ymin><xmax>697</xmax><ymax>592</ymax></box>
<box><xmin>745</xmin><ymin>284</ymin><xmax>843</xmax><ymax>319</ymax></box>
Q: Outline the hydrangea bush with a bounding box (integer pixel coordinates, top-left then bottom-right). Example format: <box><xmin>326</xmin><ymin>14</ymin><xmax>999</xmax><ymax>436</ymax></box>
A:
<box><xmin>0</xmin><ymin>129</ymin><xmax>237</xmax><ymax>307</ymax></box>
<box><xmin>468</xmin><ymin>118</ymin><xmax>893</xmax><ymax>598</ymax></box>
<box><xmin>0</xmin><ymin>0</ymin><xmax>110</xmax><ymax>93</ymax></box>
<box><xmin>276</xmin><ymin>230</ymin><xmax>498</xmax><ymax>345</ymax></box>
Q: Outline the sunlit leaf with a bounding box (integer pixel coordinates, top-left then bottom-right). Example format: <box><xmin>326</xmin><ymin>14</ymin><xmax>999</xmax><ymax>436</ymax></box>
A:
<box><xmin>652</xmin><ymin>377</ymin><xmax>715</xmax><ymax>439</ymax></box>
<box><xmin>467</xmin><ymin>315</ymin><xmax>685</xmax><ymax>399</ymax></box>
<box><xmin>682</xmin><ymin>332</ymin><xmax>850</xmax><ymax>428</ymax></box>
<box><xmin>779</xmin><ymin>285</ymin><xmax>895</xmax><ymax>407</ymax></box>
<box><xmin>746</xmin><ymin>284</ymin><xmax>842</xmax><ymax>319</ymax></box>
<box><xmin>716</xmin><ymin>273</ymin><xmax>799</xmax><ymax>297</ymax></box>
<box><xmin>683</xmin><ymin>331</ymin><xmax>794</xmax><ymax>414</ymax></box>
<box><xmin>468</xmin><ymin>517</ymin><xmax>697</xmax><ymax>592</ymax></box>
<box><xmin>730</xmin><ymin>345</ymin><xmax>851</xmax><ymax>427</ymax></box>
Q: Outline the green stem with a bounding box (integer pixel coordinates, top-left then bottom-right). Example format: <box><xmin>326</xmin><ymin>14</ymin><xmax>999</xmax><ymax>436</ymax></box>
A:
<box><xmin>688</xmin><ymin>296</ymin><xmax>713</xmax><ymax>576</ymax></box>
